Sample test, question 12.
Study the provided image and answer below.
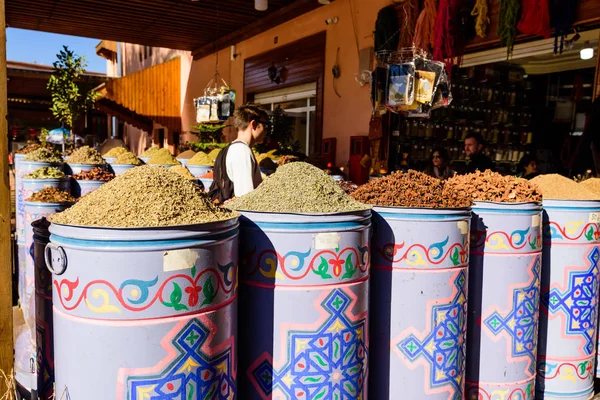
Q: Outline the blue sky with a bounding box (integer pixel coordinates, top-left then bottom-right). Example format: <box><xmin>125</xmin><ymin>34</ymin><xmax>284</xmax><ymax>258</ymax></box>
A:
<box><xmin>7</xmin><ymin>28</ymin><xmax>106</xmax><ymax>73</ymax></box>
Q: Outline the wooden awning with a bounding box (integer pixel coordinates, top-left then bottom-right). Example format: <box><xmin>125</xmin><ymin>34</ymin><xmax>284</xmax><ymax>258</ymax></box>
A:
<box><xmin>98</xmin><ymin>57</ymin><xmax>181</xmax><ymax>133</ymax></box>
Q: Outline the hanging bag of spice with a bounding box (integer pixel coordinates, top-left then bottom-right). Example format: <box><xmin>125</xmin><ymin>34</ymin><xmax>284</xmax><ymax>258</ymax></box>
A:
<box><xmin>387</xmin><ymin>63</ymin><xmax>415</xmax><ymax>107</ymax></box>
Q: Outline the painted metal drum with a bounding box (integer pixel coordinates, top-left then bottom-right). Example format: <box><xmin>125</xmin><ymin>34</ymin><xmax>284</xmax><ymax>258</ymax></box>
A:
<box><xmin>187</xmin><ymin>165</ymin><xmax>212</xmax><ymax>178</ymax></box>
<box><xmin>176</xmin><ymin>157</ymin><xmax>190</xmax><ymax>167</ymax></box>
<box><xmin>73</xmin><ymin>179</ymin><xmax>106</xmax><ymax>197</ymax></box>
<box><xmin>103</xmin><ymin>156</ymin><xmax>117</xmax><ymax>164</ymax></box>
<box><xmin>67</xmin><ymin>163</ymin><xmax>103</xmax><ymax>175</ymax></box>
<box><xmin>466</xmin><ymin>202</ymin><xmax>543</xmax><ymax>400</ymax></box>
<box><xmin>33</xmin><ymin>218</ymin><xmax>54</xmax><ymax>400</ymax></box>
<box><xmin>16</xmin><ymin>160</ymin><xmax>61</xmax><ymax>244</ymax></box>
<box><xmin>47</xmin><ymin>219</ymin><xmax>239</xmax><ymax>399</ymax></box>
<box><xmin>109</xmin><ymin>163</ymin><xmax>136</xmax><ymax>175</ymax></box>
<box><xmin>369</xmin><ymin>206</ymin><xmax>471</xmax><ymax>400</ymax></box>
<box><xmin>18</xmin><ymin>201</ymin><xmax>72</xmax><ymax>394</ymax></box>
<box><xmin>536</xmin><ymin>200</ymin><xmax>600</xmax><ymax>399</ymax></box>
<box><xmin>237</xmin><ymin>210</ymin><xmax>371</xmax><ymax>399</ymax></box>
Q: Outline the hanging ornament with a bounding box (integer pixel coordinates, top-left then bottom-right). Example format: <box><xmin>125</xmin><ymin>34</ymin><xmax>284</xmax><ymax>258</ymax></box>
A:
<box><xmin>550</xmin><ymin>0</ymin><xmax>581</xmax><ymax>54</ymax></box>
<box><xmin>471</xmin><ymin>0</ymin><xmax>490</xmax><ymax>39</ymax></box>
<box><xmin>497</xmin><ymin>0</ymin><xmax>521</xmax><ymax>58</ymax></box>
<box><xmin>518</xmin><ymin>0</ymin><xmax>550</xmax><ymax>38</ymax></box>
<box><xmin>414</xmin><ymin>0</ymin><xmax>438</xmax><ymax>50</ymax></box>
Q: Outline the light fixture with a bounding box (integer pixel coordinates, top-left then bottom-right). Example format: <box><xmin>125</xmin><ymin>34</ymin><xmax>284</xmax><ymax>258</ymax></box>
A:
<box><xmin>255</xmin><ymin>0</ymin><xmax>268</xmax><ymax>11</ymax></box>
<box><xmin>318</xmin><ymin>0</ymin><xmax>332</xmax><ymax>4</ymax></box>
<box><xmin>580</xmin><ymin>43</ymin><xmax>594</xmax><ymax>60</ymax></box>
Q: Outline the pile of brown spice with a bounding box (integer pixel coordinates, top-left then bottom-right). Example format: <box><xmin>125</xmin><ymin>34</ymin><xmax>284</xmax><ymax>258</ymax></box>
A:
<box><xmin>51</xmin><ymin>165</ymin><xmax>236</xmax><ymax>227</ymax></box>
<box><xmin>446</xmin><ymin>170</ymin><xmax>542</xmax><ymax>203</ymax></box>
<box><xmin>67</xmin><ymin>146</ymin><xmax>105</xmax><ymax>165</ymax></box>
<box><xmin>352</xmin><ymin>170</ymin><xmax>471</xmax><ymax>208</ymax></box>
<box><xmin>24</xmin><ymin>148</ymin><xmax>63</xmax><ymax>163</ymax></box>
<box><xmin>26</xmin><ymin>187</ymin><xmax>75</xmax><ymax>203</ymax></box>
<box><xmin>73</xmin><ymin>168</ymin><xmax>115</xmax><ymax>181</ymax></box>
<box><xmin>177</xmin><ymin>150</ymin><xmax>197</xmax><ymax>160</ymax></box>
<box><xmin>530</xmin><ymin>174</ymin><xmax>599</xmax><ymax>200</ymax></box>
<box><xmin>580</xmin><ymin>178</ymin><xmax>600</xmax><ymax>197</ymax></box>
<box><xmin>338</xmin><ymin>180</ymin><xmax>358</xmax><ymax>195</ymax></box>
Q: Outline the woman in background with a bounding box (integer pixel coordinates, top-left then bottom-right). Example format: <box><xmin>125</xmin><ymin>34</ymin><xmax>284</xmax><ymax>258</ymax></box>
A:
<box><xmin>424</xmin><ymin>147</ymin><xmax>455</xmax><ymax>180</ymax></box>
<box><xmin>518</xmin><ymin>154</ymin><xmax>539</xmax><ymax>179</ymax></box>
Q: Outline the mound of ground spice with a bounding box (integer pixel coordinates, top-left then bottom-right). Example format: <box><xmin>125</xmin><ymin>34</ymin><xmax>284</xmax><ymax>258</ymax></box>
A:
<box><xmin>187</xmin><ymin>152</ymin><xmax>214</xmax><ymax>166</ymax></box>
<box><xmin>51</xmin><ymin>165</ymin><xmax>236</xmax><ymax>227</ymax></box>
<box><xmin>352</xmin><ymin>170</ymin><xmax>471</xmax><ymax>208</ymax></box>
<box><xmin>208</xmin><ymin>148</ymin><xmax>222</xmax><ymax>160</ymax></box>
<box><xmin>170</xmin><ymin>165</ymin><xmax>196</xmax><ymax>179</ymax></box>
<box><xmin>67</xmin><ymin>146</ymin><xmax>105</xmax><ymax>165</ymax></box>
<box><xmin>147</xmin><ymin>148</ymin><xmax>180</xmax><ymax>165</ymax></box>
<box><xmin>103</xmin><ymin>147</ymin><xmax>129</xmax><ymax>158</ymax></box>
<box><xmin>73</xmin><ymin>168</ymin><xmax>115</xmax><ymax>181</ymax></box>
<box><xmin>580</xmin><ymin>178</ymin><xmax>600</xmax><ymax>197</ymax></box>
<box><xmin>530</xmin><ymin>174</ymin><xmax>599</xmax><ymax>201</ymax></box>
<box><xmin>26</xmin><ymin>187</ymin><xmax>75</xmax><ymax>203</ymax></box>
<box><xmin>24</xmin><ymin>148</ymin><xmax>63</xmax><ymax>163</ymax></box>
<box><xmin>447</xmin><ymin>170</ymin><xmax>542</xmax><ymax>203</ymax></box>
<box><xmin>227</xmin><ymin>162</ymin><xmax>369</xmax><ymax>213</ymax></box>
<box><xmin>177</xmin><ymin>150</ymin><xmax>197</xmax><ymax>159</ymax></box>
<box><xmin>25</xmin><ymin>167</ymin><xmax>65</xmax><ymax>179</ymax></box>
<box><xmin>140</xmin><ymin>147</ymin><xmax>160</xmax><ymax>158</ymax></box>
<box><xmin>113</xmin><ymin>152</ymin><xmax>142</xmax><ymax>165</ymax></box>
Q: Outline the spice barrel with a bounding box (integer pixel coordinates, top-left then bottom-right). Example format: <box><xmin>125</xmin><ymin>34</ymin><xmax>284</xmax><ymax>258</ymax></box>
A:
<box><xmin>33</xmin><ymin>219</ymin><xmax>54</xmax><ymax>400</ymax></box>
<box><xmin>237</xmin><ymin>210</ymin><xmax>371</xmax><ymax>399</ymax></box>
<box><xmin>47</xmin><ymin>219</ymin><xmax>239</xmax><ymax>399</ymax></box>
<box><xmin>103</xmin><ymin>157</ymin><xmax>117</xmax><ymax>164</ymax></box>
<box><xmin>66</xmin><ymin>163</ymin><xmax>103</xmax><ymax>175</ymax></box>
<box><xmin>109</xmin><ymin>163</ymin><xmax>136</xmax><ymax>175</ymax></box>
<box><xmin>22</xmin><ymin>178</ymin><xmax>70</xmax><ymax>201</ymax></box>
<box><xmin>16</xmin><ymin>160</ymin><xmax>60</xmax><ymax>243</ymax></box>
<box><xmin>187</xmin><ymin>165</ymin><xmax>212</xmax><ymax>178</ymax></box>
<box><xmin>536</xmin><ymin>200</ymin><xmax>600</xmax><ymax>400</ymax></box>
<box><xmin>466</xmin><ymin>202</ymin><xmax>542</xmax><ymax>399</ymax></box>
<box><xmin>369</xmin><ymin>206</ymin><xmax>470</xmax><ymax>399</ymax></box>
<box><xmin>73</xmin><ymin>179</ymin><xmax>106</xmax><ymax>197</ymax></box>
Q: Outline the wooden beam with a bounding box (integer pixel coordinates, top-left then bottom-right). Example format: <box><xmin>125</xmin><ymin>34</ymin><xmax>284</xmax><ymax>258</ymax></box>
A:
<box><xmin>0</xmin><ymin>0</ymin><xmax>13</xmax><ymax>389</ymax></box>
<box><xmin>192</xmin><ymin>0</ymin><xmax>321</xmax><ymax>60</ymax></box>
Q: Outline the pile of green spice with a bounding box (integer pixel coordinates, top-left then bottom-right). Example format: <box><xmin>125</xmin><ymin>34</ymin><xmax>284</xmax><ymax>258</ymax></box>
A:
<box><xmin>187</xmin><ymin>152</ymin><xmax>214</xmax><ymax>166</ymax></box>
<box><xmin>73</xmin><ymin>168</ymin><xmax>115</xmax><ymax>181</ymax></box>
<box><xmin>51</xmin><ymin>166</ymin><xmax>236</xmax><ymax>227</ymax></box>
<box><xmin>67</xmin><ymin>146</ymin><xmax>105</xmax><ymax>165</ymax></box>
<box><xmin>24</xmin><ymin>148</ymin><xmax>63</xmax><ymax>163</ymax></box>
<box><xmin>208</xmin><ymin>148</ymin><xmax>221</xmax><ymax>160</ymax></box>
<box><xmin>227</xmin><ymin>162</ymin><xmax>369</xmax><ymax>213</ymax></box>
<box><xmin>352</xmin><ymin>170</ymin><xmax>472</xmax><ymax>208</ymax></box>
<box><xmin>26</xmin><ymin>187</ymin><xmax>75</xmax><ymax>203</ymax></box>
<box><xmin>25</xmin><ymin>167</ymin><xmax>65</xmax><ymax>179</ymax></box>
<box><xmin>446</xmin><ymin>170</ymin><xmax>542</xmax><ymax>203</ymax></box>
<box><xmin>170</xmin><ymin>165</ymin><xmax>196</xmax><ymax>179</ymax></box>
<box><xmin>147</xmin><ymin>148</ymin><xmax>180</xmax><ymax>165</ymax></box>
<box><xmin>103</xmin><ymin>147</ymin><xmax>129</xmax><ymax>158</ymax></box>
<box><xmin>177</xmin><ymin>150</ymin><xmax>196</xmax><ymax>159</ymax></box>
<box><xmin>140</xmin><ymin>147</ymin><xmax>160</xmax><ymax>158</ymax></box>
<box><xmin>530</xmin><ymin>174</ymin><xmax>599</xmax><ymax>201</ymax></box>
<box><xmin>16</xmin><ymin>143</ymin><xmax>44</xmax><ymax>154</ymax></box>
<box><xmin>114</xmin><ymin>151</ymin><xmax>142</xmax><ymax>165</ymax></box>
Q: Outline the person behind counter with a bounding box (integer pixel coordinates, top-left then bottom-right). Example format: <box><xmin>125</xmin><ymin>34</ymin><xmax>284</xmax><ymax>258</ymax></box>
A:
<box><xmin>517</xmin><ymin>154</ymin><xmax>539</xmax><ymax>179</ymax></box>
<box><xmin>424</xmin><ymin>147</ymin><xmax>455</xmax><ymax>179</ymax></box>
<box><xmin>209</xmin><ymin>103</ymin><xmax>269</xmax><ymax>203</ymax></box>
<box><xmin>464</xmin><ymin>132</ymin><xmax>495</xmax><ymax>173</ymax></box>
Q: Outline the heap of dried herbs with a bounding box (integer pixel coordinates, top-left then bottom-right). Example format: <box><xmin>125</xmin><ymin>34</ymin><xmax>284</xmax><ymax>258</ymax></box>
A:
<box><xmin>25</xmin><ymin>167</ymin><xmax>65</xmax><ymax>179</ymax></box>
<box><xmin>103</xmin><ymin>147</ymin><xmax>129</xmax><ymax>158</ymax></box>
<box><xmin>73</xmin><ymin>168</ymin><xmax>115</xmax><ymax>181</ymax></box>
<box><xmin>24</xmin><ymin>148</ymin><xmax>63</xmax><ymax>163</ymax></box>
<box><xmin>113</xmin><ymin>152</ymin><xmax>142</xmax><ymax>165</ymax></box>
<box><xmin>67</xmin><ymin>146</ymin><xmax>105</xmax><ymax>165</ymax></box>
<box><xmin>26</xmin><ymin>187</ymin><xmax>75</xmax><ymax>203</ymax></box>
<box><xmin>147</xmin><ymin>148</ymin><xmax>180</xmax><ymax>165</ymax></box>
<box><xmin>170</xmin><ymin>165</ymin><xmax>196</xmax><ymax>179</ymax></box>
<box><xmin>227</xmin><ymin>162</ymin><xmax>368</xmax><ymax>213</ymax></box>
<box><xmin>51</xmin><ymin>165</ymin><xmax>236</xmax><ymax>227</ymax></box>
<box><xmin>187</xmin><ymin>152</ymin><xmax>214</xmax><ymax>166</ymax></box>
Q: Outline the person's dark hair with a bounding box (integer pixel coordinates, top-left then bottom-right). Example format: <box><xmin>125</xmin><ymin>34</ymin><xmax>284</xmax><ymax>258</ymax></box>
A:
<box><xmin>431</xmin><ymin>147</ymin><xmax>449</xmax><ymax>164</ymax></box>
<box><xmin>233</xmin><ymin>103</ymin><xmax>269</xmax><ymax>130</ymax></box>
<box><xmin>518</xmin><ymin>154</ymin><xmax>535</xmax><ymax>174</ymax></box>
<box><xmin>465</xmin><ymin>132</ymin><xmax>485</xmax><ymax>147</ymax></box>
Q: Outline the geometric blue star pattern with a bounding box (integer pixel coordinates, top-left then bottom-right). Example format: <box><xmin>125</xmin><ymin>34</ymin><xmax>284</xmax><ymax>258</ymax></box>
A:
<box><xmin>543</xmin><ymin>247</ymin><xmax>600</xmax><ymax>356</ymax></box>
<box><xmin>250</xmin><ymin>289</ymin><xmax>367</xmax><ymax>400</ymax></box>
<box><xmin>484</xmin><ymin>256</ymin><xmax>541</xmax><ymax>375</ymax></box>
<box><xmin>127</xmin><ymin>318</ymin><xmax>235</xmax><ymax>399</ymax></box>
<box><xmin>398</xmin><ymin>270</ymin><xmax>467</xmax><ymax>400</ymax></box>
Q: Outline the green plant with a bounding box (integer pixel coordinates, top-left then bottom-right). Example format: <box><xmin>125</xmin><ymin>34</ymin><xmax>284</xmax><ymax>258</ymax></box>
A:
<box><xmin>190</xmin><ymin>123</ymin><xmax>227</xmax><ymax>143</ymax></box>
<box><xmin>181</xmin><ymin>142</ymin><xmax>228</xmax><ymax>153</ymax></box>
<box><xmin>47</xmin><ymin>46</ymin><xmax>98</xmax><ymax>131</ymax></box>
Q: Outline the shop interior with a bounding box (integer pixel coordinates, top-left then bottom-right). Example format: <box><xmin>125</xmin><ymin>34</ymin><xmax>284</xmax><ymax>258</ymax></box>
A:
<box><xmin>387</xmin><ymin>29</ymin><xmax>599</xmax><ymax>178</ymax></box>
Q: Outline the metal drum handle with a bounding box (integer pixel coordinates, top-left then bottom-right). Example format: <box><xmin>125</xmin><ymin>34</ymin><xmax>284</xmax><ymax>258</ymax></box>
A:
<box><xmin>45</xmin><ymin>243</ymin><xmax>67</xmax><ymax>275</ymax></box>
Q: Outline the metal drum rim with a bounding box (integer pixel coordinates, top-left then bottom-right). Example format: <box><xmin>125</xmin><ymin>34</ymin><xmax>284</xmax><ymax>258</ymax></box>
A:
<box><xmin>373</xmin><ymin>205</ymin><xmax>471</xmax><ymax>220</ymax></box>
<box><xmin>22</xmin><ymin>177</ymin><xmax>71</xmax><ymax>184</ymax></box>
<box><xmin>67</xmin><ymin>162</ymin><xmax>105</xmax><ymax>167</ymax></box>
<box><xmin>48</xmin><ymin>217</ymin><xmax>240</xmax><ymax>241</ymax></box>
<box><xmin>238</xmin><ymin>208</ymin><xmax>371</xmax><ymax>222</ymax></box>
<box><xmin>24</xmin><ymin>200</ymin><xmax>75</xmax><ymax>207</ymax></box>
<box><xmin>473</xmin><ymin>200</ymin><xmax>542</xmax><ymax>213</ymax></box>
<box><xmin>542</xmin><ymin>198</ymin><xmax>600</xmax><ymax>210</ymax></box>
<box><xmin>19</xmin><ymin>160</ymin><xmax>62</xmax><ymax>167</ymax></box>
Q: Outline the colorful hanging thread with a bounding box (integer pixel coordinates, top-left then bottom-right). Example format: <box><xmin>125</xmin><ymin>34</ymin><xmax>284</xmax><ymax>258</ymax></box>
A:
<box><xmin>414</xmin><ymin>0</ymin><xmax>437</xmax><ymax>50</ymax></box>
<box><xmin>433</xmin><ymin>0</ymin><xmax>464</xmax><ymax>69</ymax></box>
<box><xmin>497</xmin><ymin>0</ymin><xmax>521</xmax><ymax>58</ymax></box>
<box><xmin>550</xmin><ymin>0</ymin><xmax>580</xmax><ymax>54</ymax></box>
<box><xmin>517</xmin><ymin>0</ymin><xmax>550</xmax><ymax>38</ymax></box>
<box><xmin>471</xmin><ymin>0</ymin><xmax>490</xmax><ymax>39</ymax></box>
<box><xmin>396</xmin><ymin>0</ymin><xmax>420</xmax><ymax>49</ymax></box>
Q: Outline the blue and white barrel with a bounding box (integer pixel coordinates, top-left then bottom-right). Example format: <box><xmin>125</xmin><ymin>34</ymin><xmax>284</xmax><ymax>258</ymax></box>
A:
<box><xmin>187</xmin><ymin>165</ymin><xmax>212</xmax><ymax>179</ymax></box>
<box><xmin>108</xmin><ymin>163</ymin><xmax>137</xmax><ymax>175</ymax></box>
<box><xmin>73</xmin><ymin>179</ymin><xmax>106</xmax><ymax>197</ymax></box>
<box><xmin>67</xmin><ymin>163</ymin><xmax>104</xmax><ymax>175</ymax></box>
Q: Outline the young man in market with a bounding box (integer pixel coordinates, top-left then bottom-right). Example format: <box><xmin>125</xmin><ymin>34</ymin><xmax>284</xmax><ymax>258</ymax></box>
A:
<box><xmin>209</xmin><ymin>103</ymin><xmax>269</xmax><ymax>203</ymax></box>
<box><xmin>464</xmin><ymin>132</ymin><xmax>495</xmax><ymax>173</ymax></box>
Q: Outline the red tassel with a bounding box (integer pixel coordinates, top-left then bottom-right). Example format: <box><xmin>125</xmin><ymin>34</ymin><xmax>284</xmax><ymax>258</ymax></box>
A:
<box><xmin>433</xmin><ymin>0</ymin><xmax>463</xmax><ymax>70</ymax></box>
<box><xmin>518</xmin><ymin>0</ymin><xmax>550</xmax><ymax>38</ymax></box>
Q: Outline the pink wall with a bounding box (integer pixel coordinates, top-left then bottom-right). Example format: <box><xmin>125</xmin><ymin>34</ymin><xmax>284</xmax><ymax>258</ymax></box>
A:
<box><xmin>183</xmin><ymin>0</ymin><xmax>389</xmax><ymax>166</ymax></box>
